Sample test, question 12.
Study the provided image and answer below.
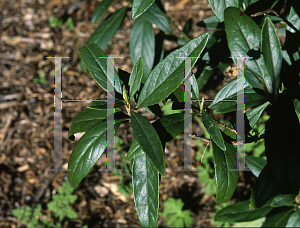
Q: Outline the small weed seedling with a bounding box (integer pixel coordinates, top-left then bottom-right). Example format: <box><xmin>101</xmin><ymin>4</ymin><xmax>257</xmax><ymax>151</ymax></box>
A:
<box><xmin>160</xmin><ymin>197</ymin><xmax>193</xmax><ymax>227</ymax></box>
<box><xmin>12</xmin><ymin>180</ymin><xmax>87</xmax><ymax>228</ymax></box>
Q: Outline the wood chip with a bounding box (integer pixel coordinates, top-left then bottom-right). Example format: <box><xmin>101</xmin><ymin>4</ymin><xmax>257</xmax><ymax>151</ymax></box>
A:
<box><xmin>17</xmin><ymin>164</ymin><xmax>30</xmax><ymax>172</ymax></box>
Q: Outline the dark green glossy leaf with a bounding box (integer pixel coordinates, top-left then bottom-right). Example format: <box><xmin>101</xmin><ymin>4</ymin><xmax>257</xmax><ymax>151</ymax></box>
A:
<box><xmin>214</xmin><ymin>199</ymin><xmax>273</xmax><ymax>222</ymax></box>
<box><xmin>126</xmin><ymin>139</ymin><xmax>144</xmax><ymax>160</ymax></box>
<box><xmin>87</xmin><ymin>6</ymin><xmax>127</xmax><ymax>49</ymax></box>
<box><xmin>68</xmin><ymin>119</ymin><xmax>124</xmax><ymax>189</ymax></box>
<box><xmin>261</xmin><ymin>17</ymin><xmax>282</xmax><ymax>95</ymax></box>
<box><xmin>131</xmin><ymin>0</ymin><xmax>155</xmax><ymax>19</ymax></box>
<box><xmin>209</xmin><ymin>76</ymin><xmax>251</xmax><ymax>107</ymax></box>
<box><xmin>129</xmin><ymin>57</ymin><xmax>144</xmax><ymax>99</ymax></box>
<box><xmin>286</xmin><ymin>210</ymin><xmax>300</xmax><ymax>227</ymax></box>
<box><xmin>91</xmin><ymin>0</ymin><xmax>114</xmax><ymax>24</ymax></box>
<box><xmin>128</xmin><ymin>113</ymin><xmax>194</xmax><ymax>160</ymax></box>
<box><xmin>68</xmin><ymin>109</ymin><xmax>107</xmax><ymax>141</ymax></box>
<box><xmin>191</xmin><ymin>74</ymin><xmax>200</xmax><ymax>100</ymax></box>
<box><xmin>212</xmin><ymin>140</ymin><xmax>238</xmax><ymax>203</ymax></box>
<box><xmin>261</xmin><ymin>207</ymin><xmax>292</xmax><ymax>227</ymax></box>
<box><xmin>129</xmin><ymin>17</ymin><xmax>155</xmax><ymax>82</ymax></box>
<box><xmin>87</xmin><ymin>100</ymin><xmax>125</xmax><ymax>110</ymax></box>
<box><xmin>153</xmin><ymin>113</ymin><xmax>196</xmax><ymax>144</ymax></box>
<box><xmin>245</xmin><ymin>155</ymin><xmax>267</xmax><ymax>178</ymax></box>
<box><xmin>287</xmin><ymin>6</ymin><xmax>300</xmax><ymax>33</ymax></box>
<box><xmin>202</xmin><ymin>111</ymin><xmax>226</xmax><ymax>151</ymax></box>
<box><xmin>197</xmin><ymin>66</ymin><xmax>214</xmax><ymax>90</ymax></box>
<box><xmin>224</xmin><ymin>7</ymin><xmax>270</xmax><ymax>90</ymax></box>
<box><xmin>208</xmin><ymin>0</ymin><xmax>239</xmax><ymax>22</ymax></box>
<box><xmin>136</xmin><ymin>33</ymin><xmax>209</xmax><ymax>108</ymax></box>
<box><xmin>250</xmin><ymin>164</ymin><xmax>278</xmax><ymax>209</ymax></box>
<box><xmin>197</xmin><ymin>15</ymin><xmax>222</xmax><ymax>29</ymax></box>
<box><xmin>141</xmin><ymin>3</ymin><xmax>172</xmax><ymax>34</ymax></box>
<box><xmin>130</xmin><ymin>111</ymin><xmax>166</xmax><ymax>175</ymax></box>
<box><xmin>79</xmin><ymin>43</ymin><xmax>123</xmax><ymax>95</ymax></box>
<box><xmin>132</xmin><ymin>153</ymin><xmax>159</xmax><ymax>227</ymax></box>
<box><xmin>271</xmin><ymin>194</ymin><xmax>297</xmax><ymax>207</ymax></box>
<box><xmin>210</xmin><ymin>88</ymin><xmax>268</xmax><ymax>114</ymax></box>
<box><xmin>246</xmin><ymin>101</ymin><xmax>270</xmax><ymax>127</ymax></box>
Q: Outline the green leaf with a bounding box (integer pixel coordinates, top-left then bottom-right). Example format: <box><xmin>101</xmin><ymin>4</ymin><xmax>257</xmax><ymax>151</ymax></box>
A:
<box><xmin>130</xmin><ymin>111</ymin><xmax>166</xmax><ymax>175</ymax></box>
<box><xmin>129</xmin><ymin>57</ymin><xmax>144</xmax><ymax>99</ymax></box>
<box><xmin>68</xmin><ymin>109</ymin><xmax>107</xmax><ymax>141</ymax></box>
<box><xmin>79</xmin><ymin>43</ymin><xmax>123</xmax><ymax>95</ymax></box>
<box><xmin>126</xmin><ymin>139</ymin><xmax>144</xmax><ymax>160</ymax></box>
<box><xmin>87</xmin><ymin>100</ymin><xmax>125</xmax><ymax>110</ymax></box>
<box><xmin>128</xmin><ymin>113</ymin><xmax>194</xmax><ymax>160</ymax></box>
<box><xmin>141</xmin><ymin>3</ymin><xmax>172</xmax><ymax>34</ymax></box>
<box><xmin>153</xmin><ymin>113</ymin><xmax>196</xmax><ymax>144</ymax></box>
<box><xmin>224</xmin><ymin>7</ymin><xmax>270</xmax><ymax>91</ymax></box>
<box><xmin>210</xmin><ymin>88</ymin><xmax>268</xmax><ymax>114</ymax></box>
<box><xmin>246</xmin><ymin>101</ymin><xmax>270</xmax><ymax>127</ymax></box>
<box><xmin>287</xmin><ymin>6</ymin><xmax>300</xmax><ymax>33</ymax></box>
<box><xmin>214</xmin><ymin>199</ymin><xmax>273</xmax><ymax>223</ymax></box>
<box><xmin>191</xmin><ymin>74</ymin><xmax>200</xmax><ymax>100</ymax></box>
<box><xmin>286</xmin><ymin>210</ymin><xmax>300</xmax><ymax>227</ymax></box>
<box><xmin>129</xmin><ymin>17</ymin><xmax>155</xmax><ymax>81</ymax></box>
<box><xmin>132</xmin><ymin>154</ymin><xmax>159</xmax><ymax>227</ymax></box>
<box><xmin>131</xmin><ymin>0</ymin><xmax>155</xmax><ymax>19</ymax></box>
<box><xmin>261</xmin><ymin>17</ymin><xmax>282</xmax><ymax>95</ymax></box>
<box><xmin>261</xmin><ymin>207</ymin><xmax>293</xmax><ymax>227</ymax></box>
<box><xmin>197</xmin><ymin>15</ymin><xmax>222</xmax><ymax>29</ymax></box>
<box><xmin>202</xmin><ymin>111</ymin><xmax>226</xmax><ymax>151</ymax></box>
<box><xmin>271</xmin><ymin>194</ymin><xmax>297</xmax><ymax>207</ymax></box>
<box><xmin>245</xmin><ymin>155</ymin><xmax>267</xmax><ymax>178</ymax></box>
<box><xmin>250</xmin><ymin>164</ymin><xmax>278</xmax><ymax>209</ymax></box>
<box><xmin>87</xmin><ymin>6</ymin><xmax>128</xmax><ymax>49</ymax></box>
<box><xmin>212</xmin><ymin>140</ymin><xmax>239</xmax><ymax>203</ymax></box>
<box><xmin>232</xmin><ymin>217</ymin><xmax>265</xmax><ymax>227</ymax></box>
<box><xmin>161</xmin><ymin>198</ymin><xmax>193</xmax><ymax>227</ymax></box>
<box><xmin>209</xmin><ymin>76</ymin><xmax>250</xmax><ymax>107</ymax></box>
<box><xmin>91</xmin><ymin>0</ymin><xmax>114</xmax><ymax>24</ymax></box>
<box><xmin>67</xmin><ymin>119</ymin><xmax>124</xmax><ymax>188</ymax></box>
<box><xmin>136</xmin><ymin>33</ymin><xmax>209</xmax><ymax>108</ymax></box>
<box><xmin>198</xmin><ymin>66</ymin><xmax>214</xmax><ymax>90</ymax></box>
<box><xmin>208</xmin><ymin>0</ymin><xmax>239</xmax><ymax>22</ymax></box>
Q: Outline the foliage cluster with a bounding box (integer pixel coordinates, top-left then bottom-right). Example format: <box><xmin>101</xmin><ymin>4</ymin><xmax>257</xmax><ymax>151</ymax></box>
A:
<box><xmin>67</xmin><ymin>0</ymin><xmax>300</xmax><ymax>227</ymax></box>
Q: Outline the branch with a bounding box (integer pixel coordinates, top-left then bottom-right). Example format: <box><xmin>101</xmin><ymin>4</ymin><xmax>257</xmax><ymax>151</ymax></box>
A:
<box><xmin>215</xmin><ymin>120</ymin><xmax>237</xmax><ymax>134</ymax></box>
<box><xmin>185</xmin><ymin>133</ymin><xmax>265</xmax><ymax>145</ymax></box>
<box><xmin>250</xmin><ymin>9</ymin><xmax>300</xmax><ymax>37</ymax></box>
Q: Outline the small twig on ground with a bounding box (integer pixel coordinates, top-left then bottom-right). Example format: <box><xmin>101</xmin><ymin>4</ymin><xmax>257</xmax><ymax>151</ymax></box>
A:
<box><xmin>34</xmin><ymin>171</ymin><xmax>58</xmax><ymax>203</ymax></box>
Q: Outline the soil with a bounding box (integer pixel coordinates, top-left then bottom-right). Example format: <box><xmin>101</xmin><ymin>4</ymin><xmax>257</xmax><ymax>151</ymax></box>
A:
<box><xmin>0</xmin><ymin>0</ymin><xmax>255</xmax><ymax>227</ymax></box>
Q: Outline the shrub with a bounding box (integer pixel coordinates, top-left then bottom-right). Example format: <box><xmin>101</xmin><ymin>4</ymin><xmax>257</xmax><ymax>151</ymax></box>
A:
<box><xmin>67</xmin><ymin>0</ymin><xmax>300</xmax><ymax>227</ymax></box>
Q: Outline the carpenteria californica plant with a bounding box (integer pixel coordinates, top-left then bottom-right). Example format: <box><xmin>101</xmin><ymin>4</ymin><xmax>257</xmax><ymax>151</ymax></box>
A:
<box><xmin>66</xmin><ymin>0</ymin><xmax>300</xmax><ymax>227</ymax></box>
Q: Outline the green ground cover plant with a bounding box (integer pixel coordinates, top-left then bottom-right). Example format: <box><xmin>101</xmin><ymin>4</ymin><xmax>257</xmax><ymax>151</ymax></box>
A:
<box><xmin>67</xmin><ymin>0</ymin><xmax>300</xmax><ymax>227</ymax></box>
<box><xmin>12</xmin><ymin>180</ymin><xmax>87</xmax><ymax>228</ymax></box>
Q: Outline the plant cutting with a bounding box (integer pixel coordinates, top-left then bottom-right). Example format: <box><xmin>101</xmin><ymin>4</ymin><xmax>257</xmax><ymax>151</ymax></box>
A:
<box><xmin>67</xmin><ymin>0</ymin><xmax>300</xmax><ymax>227</ymax></box>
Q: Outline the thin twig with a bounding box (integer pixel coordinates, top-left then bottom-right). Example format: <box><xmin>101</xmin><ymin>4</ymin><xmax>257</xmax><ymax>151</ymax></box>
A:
<box><xmin>250</xmin><ymin>9</ymin><xmax>300</xmax><ymax>37</ymax></box>
<box><xmin>34</xmin><ymin>171</ymin><xmax>58</xmax><ymax>203</ymax></box>
<box><xmin>201</xmin><ymin>141</ymin><xmax>210</xmax><ymax>162</ymax></box>
<box><xmin>187</xmin><ymin>133</ymin><xmax>244</xmax><ymax>145</ymax></box>
<box><xmin>215</xmin><ymin>120</ymin><xmax>237</xmax><ymax>134</ymax></box>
